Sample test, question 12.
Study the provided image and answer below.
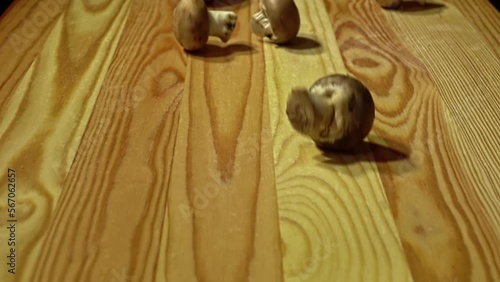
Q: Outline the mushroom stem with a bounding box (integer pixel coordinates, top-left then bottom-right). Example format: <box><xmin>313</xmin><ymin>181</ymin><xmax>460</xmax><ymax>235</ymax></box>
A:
<box><xmin>286</xmin><ymin>88</ymin><xmax>318</xmax><ymax>136</ymax></box>
<box><xmin>250</xmin><ymin>0</ymin><xmax>300</xmax><ymax>44</ymax></box>
<box><xmin>207</xmin><ymin>10</ymin><xmax>238</xmax><ymax>43</ymax></box>
<box><xmin>251</xmin><ymin>11</ymin><xmax>274</xmax><ymax>39</ymax></box>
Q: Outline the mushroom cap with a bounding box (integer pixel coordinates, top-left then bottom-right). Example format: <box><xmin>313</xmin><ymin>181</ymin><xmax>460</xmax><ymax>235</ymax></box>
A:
<box><xmin>173</xmin><ymin>0</ymin><xmax>209</xmax><ymax>51</ymax></box>
<box><xmin>260</xmin><ymin>0</ymin><xmax>300</xmax><ymax>43</ymax></box>
<box><xmin>286</xmin><ymin>74</ymin><xmax>375</xmax><ymax>152</ymax></box>
<box><xmin>309</xmin><ymin>74</ymin><xmax>375</xmax><ymax>151</ymax></box>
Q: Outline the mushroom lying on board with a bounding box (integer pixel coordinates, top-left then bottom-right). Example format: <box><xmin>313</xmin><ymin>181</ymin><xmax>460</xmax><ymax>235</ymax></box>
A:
<box><xmin>251</xmin><ymin>0</ymin><xmax>300</xmax><ymax>44</ymax></box>
<box><xmin>173</xmin><ymin>0</ymin><xmax>238</xmax><ymax>51</ymax></box>
<box><xmin>286</xmin><ymin>74</ymin><xmax>375</xmax><ymax>152</ymax></box>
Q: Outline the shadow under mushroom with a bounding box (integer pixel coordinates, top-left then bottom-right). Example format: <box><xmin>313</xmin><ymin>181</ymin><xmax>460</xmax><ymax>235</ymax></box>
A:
<box><xmin>187</xmin><ymin>42</ymin><xmax>257</xmax><ymax>61</ymax></box>
<box><xmin>206</xmin><ymin>0</ymin><xmax>250</xmax><ymax>8</ymax></box>
<box><xmin>395</xmin><ymin>1</ymin><xmax>446</xmax><ymax>13</ymax></box>
<box><xmin>276</xmin><ymin>36</ymin><xmax>324</xmax><ymax>54</ymax></box>
<box><xmin>314</xmin><ymin>139</ymin><xmax>409</xmax><ymax>165</ymax></box>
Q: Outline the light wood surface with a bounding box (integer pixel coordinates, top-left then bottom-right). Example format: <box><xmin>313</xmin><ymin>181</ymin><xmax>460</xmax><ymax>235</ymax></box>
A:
<box><xmin>0</xmin><ymin>0</ymin><xmax>133</xmax><ymax>281</ymax></box>
<box><xmin>323</xmin><ymin>1</ymin><xmax>500</xmax><ymax>281</ymax></box>
<box><xmin>0</xmin><ymin>0</ymin><xmax>498</xmax><ymax>281</ymax></box>
<box><xmin>442</xmin><ymin>0</ymin><xmax>500</xmax><ymax>57</ymax></box>
<box><xmin>165</xmin><ymin>1</ymin><xmax>283</xmax><ymax>281</ymax></box>
<box><xmin>263</xmin><ymin>1</ymin><xmax>412</xmax><ymax>281</ymax></box>
<box><xmin>0</xmin><ymin>0</ymin><xmax>70</xmax><ymax>105</ymax></box>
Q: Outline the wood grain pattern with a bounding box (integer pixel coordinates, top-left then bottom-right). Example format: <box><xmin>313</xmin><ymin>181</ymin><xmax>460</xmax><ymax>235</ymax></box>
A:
<box><xmin>263</xmin><ymin>0</ymin><xmax>413</xmax><ymax>281</ymax></box>
<box><xmin>0</xmin><ymin>0</ymin><xmax>133</xmax><ymax>281</ymax></box>
<box><xmin>443</xmin><ymin>0</ymin><xmax>500</xmax><ymax>57</ymax></box>
<box><xmin>384</xmin><ymin>3</ymin><xmax>500</xmax><ymax>279</ymax></box>
<box><xmin>0</xmin><ymin>0</ymin><xmax>71</xmax><ymax>105</ymax></box>
<box><xmin>0</xmin><ymin>0</ymin><xmax>498</xmax><ymax>281</ymax></box>
<box><xmin>164</xmin><ymin>1</ymin><xmax>283</xmax><ymax>281</ymax></box>
<box><xmin>25</xmin><ymin>0</ymin><xmax>185</xmax><ymax>281</ymax></box>
<box><xmin>324</xmin><ymin>0</ymin><xmax>500</xmax><ymax>281</ymax></box>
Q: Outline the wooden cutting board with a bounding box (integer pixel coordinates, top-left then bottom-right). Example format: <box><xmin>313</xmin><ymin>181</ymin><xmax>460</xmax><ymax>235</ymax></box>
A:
<box><xmin>0</xmin><ymin>0</ymin><xmax>498</xmax><ymax>281</ymax></box>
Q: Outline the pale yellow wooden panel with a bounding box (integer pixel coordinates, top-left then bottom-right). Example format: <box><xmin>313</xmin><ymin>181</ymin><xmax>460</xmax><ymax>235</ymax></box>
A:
<box><xmin>383</xmin><ymin>2</ymin><xmax>500</xmax><ymax>280</ymax></box>
<box><xmin>323</xmin><ymin>0</ymin><xmax>500</xmax><ymax>281</ymax></box>
<box><xmin>19</xmin><ymin>0</ymin><xmax>187</xmax><ymax>280</ymax></box>
<box><xmin>0</xmin><ymin>0</ymin><xmax>133</xmax><ymax>281</ymax></box>
<box><xmin>443</xmin><ymin>0</ymin><xmax>500</xmax><ymax>57</ymax></box>
<box><xmin>265</xmin><ymin>0</ymin><xmax>413</xmax><ymax>281</ymax></box>
<box><xmin>162</xmin><ymin>1</ymin><xmax>284</xmax><ymax>281</ymax></box>
<box><xmin>0</xmin><ymin>0</ymin><xmax>70</xmax><ymax>105</ymax></box>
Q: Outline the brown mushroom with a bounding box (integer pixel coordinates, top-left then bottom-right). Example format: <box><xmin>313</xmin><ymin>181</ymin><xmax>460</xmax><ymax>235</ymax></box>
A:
<box><xmin>251</xmin><ymin>0</ymin><xmax>300</xmax><ymax>44</ymax></box>
<box><xmin>286</xmin><ymin>74</ymin><xmax>375</xmax><ymax>152</ymax></box>
<box><xmin>173</xmin><ymin>0</ymin><xmax>238</xmax><ymax>51</ymax></box>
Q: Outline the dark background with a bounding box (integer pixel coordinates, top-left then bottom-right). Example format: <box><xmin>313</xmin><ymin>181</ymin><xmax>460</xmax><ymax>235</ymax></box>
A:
<box><xmin>490</xmin><ymin>0</ymin><xmax>500</xmax><ymax>10</ymax></box>
<box><xmin>1</xmin><ymin>0</ymin><xmax>14</xmax><ymax>17</ymax></box>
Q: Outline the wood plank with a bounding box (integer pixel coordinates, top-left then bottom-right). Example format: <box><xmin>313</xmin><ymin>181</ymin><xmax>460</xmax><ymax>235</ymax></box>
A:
<box><xmin>443</xmin><ymin>0</ymin><xmax>500</xmax><ymax>57</ymax></box>
<box><xmin>164</xmin><ymin>1</ymin><xmax>283</xmax><ymax>281</ymax></box>
<box><xmin>0</xmin><ymin>0</ymin><xmax>133</xmax><ymax>281</ymax></box>
<box><xmin>0</xmin><ymin>0</ymin><xmax>70</xmax><ymax>105</ymax></box>
<box><xmin>19</xmin><ymin>0</ymin><xmax>184</xmax><ymax>281</ymax></box>
<box><xmin>18</xmin><ymin>0</ymin><xmax>282</xmax><ymax>281</ymax></box>
<box><xmin>384</xmin><ymin>2</ymin><xmax>500</xmax><ymax>280</ymax></box>
<box><xmin>324</xmin><ymin>0</ymin><xmax>500</xmax><ymax>281</ymax></box>
<box><xmin>0</xmin><ymin>0</ymin><xmax>497</xmax><ymax>281</ymax></box>
<box><xmin>264</xmin><ymin>0</ymin><xmax>413</xmax><ymax>281</ymax></box>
